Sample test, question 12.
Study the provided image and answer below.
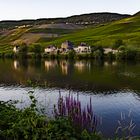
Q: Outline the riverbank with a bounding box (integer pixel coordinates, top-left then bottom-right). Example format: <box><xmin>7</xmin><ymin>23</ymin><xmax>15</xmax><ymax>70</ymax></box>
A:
<box><xmin>0</xmin><ymin>48</ymin><xmax>140</xmax><ymax>61</ymax></box>
<box><xmin>0</xmin><ymin>93</ymin><xmax>139</xmax><ymax>140</ymax></box>
<box><xmin>0</xmin><ymin>94</ymin><xmax>101</xmax><ymax>140</ymax></box>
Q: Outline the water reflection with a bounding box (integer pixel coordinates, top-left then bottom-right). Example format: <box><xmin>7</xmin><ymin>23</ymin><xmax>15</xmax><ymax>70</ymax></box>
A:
<box><xmin>60</xmin><ymin>60</ymin><xmax>69</xmax><ymax>75</ymax></box>
<box><xmin>104</xmin><ymin>61</ymin><xmax>118</xmax><ymax>67</ymax></box>
<box><xmin>74</xmin><ymin>61</ymin><xmax>91</xmax><ymax>72</ymax></box>
<box><xmin>13</xmin><ymin>60</ymin><xmax>20</xmax><ymax>70</ymax></box>
<box><xmin>0</xmin><ymin>86</ymin><xmax>140</xmax><ymax>138</ymax></box>
<box><xmin>0</xmin><ymin>59</ymin><xmax>139</xmax><ymax>92</ymax></box>
<box><xmin>0</xmin><ymin>59</ymin><xmax>140</xmax><ymax>138</ymax></box>
<box><xmin>44</xmin><ymin>60</ymin><xmax>58</xmax><ymax>71</ymax></box>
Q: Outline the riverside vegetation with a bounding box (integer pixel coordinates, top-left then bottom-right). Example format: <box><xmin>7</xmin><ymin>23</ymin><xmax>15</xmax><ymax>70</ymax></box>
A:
<box><xmin>0</xmin><ymin>90</ymin><xmax>101</xmax><ymax>140</ymax></box>
<box><xmin>0</xmin><ymin>42</ymin><xmax>140</xmax><ymax>61</ymax></box>
<box><xmin>0</xmin><ymin>88</ymin><xmax>139</xmax><ymax>140</ymax></box>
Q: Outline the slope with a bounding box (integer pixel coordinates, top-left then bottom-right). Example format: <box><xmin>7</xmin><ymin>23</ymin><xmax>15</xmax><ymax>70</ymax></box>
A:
<box><xmin>43</xmin><ymin>13</ymin><xmax>140</xmax><ymax>49</ymax></box>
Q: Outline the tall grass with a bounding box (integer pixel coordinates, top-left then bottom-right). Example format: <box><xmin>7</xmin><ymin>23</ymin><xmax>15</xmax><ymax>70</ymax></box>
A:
<box><xmin>54</xmin><ymin>93</ymin><xmax>98</xmax><ymax>133</ymax></box>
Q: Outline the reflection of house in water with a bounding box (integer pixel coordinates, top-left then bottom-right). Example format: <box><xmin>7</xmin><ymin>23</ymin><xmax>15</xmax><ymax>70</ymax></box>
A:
<box><xmin>60</xmin><ymin>60</ymin><xmax>69</xmax><ymax>75</ymax></box>
<box><xmin>13</xmin><ymin>60</ymin><xmax>20</xmax><ymax>70</ymax></box>
<box><xmin>112</xmin><ymin>61</ymin><xmax>118</xmax><ymax>66</ymax></box>
<box><xmin>44</xmin><ymin>60</ymin><xmax>58</xmax><ymax>71</ymax></box>
<box><xmin>74</xmin><ymin>61</ymin><xmax>91</xmax><ymax>72</ymax></box>
<box><xmin>104</xmin><ymin>61</ymin><xmax>118</xmax><ymax>67</ymax></box>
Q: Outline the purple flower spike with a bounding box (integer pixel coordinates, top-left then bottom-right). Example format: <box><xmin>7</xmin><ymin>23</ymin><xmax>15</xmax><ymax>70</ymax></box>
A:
<box><xmin>53</xmin><ymin>93</ymin><xmax>98</xmax><ymax>133</ymax></box>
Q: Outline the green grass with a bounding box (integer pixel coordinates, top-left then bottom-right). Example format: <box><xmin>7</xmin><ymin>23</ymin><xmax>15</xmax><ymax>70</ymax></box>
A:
<box><xmin>40</xmin><ymin>14</ymin><xmax>140</xmax><ymax>49</ymax></box>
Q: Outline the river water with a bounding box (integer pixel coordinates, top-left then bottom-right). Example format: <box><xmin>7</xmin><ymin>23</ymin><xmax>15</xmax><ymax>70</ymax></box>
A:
<box><xmin>0</xmin><ymin>59</ymin><xmax>140</xmax><ymax>138</ymax></box>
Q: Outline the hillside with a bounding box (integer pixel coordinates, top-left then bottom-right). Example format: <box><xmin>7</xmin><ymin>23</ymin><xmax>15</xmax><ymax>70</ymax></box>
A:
<box><xmin>0</xmin><ymin>12</ymin><xmax>131</xmax><ymax>53</ymax></box>
<box><xmin>0</xmin><ymin>23</ymin><xmax>83</xmax><ymax>53</ymax></box>
<box><xmin>43</xmin><ymin>13</ymin><xmax>140</xmax><ymax>50</ymax></box>
<box><xmin>0</xmin><ymin>12</ymin><xmax>129</xmax><ymax>30</ymax></box>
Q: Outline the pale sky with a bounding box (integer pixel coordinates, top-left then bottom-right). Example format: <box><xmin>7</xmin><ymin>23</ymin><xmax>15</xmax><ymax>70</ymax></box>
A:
<box><xmin>0</xmin><ymin>0</ymin><xmax>139</xmax><ymax>21</ymax></box>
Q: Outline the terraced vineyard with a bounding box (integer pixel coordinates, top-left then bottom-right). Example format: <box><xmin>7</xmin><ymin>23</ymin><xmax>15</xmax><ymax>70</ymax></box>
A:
<box><xmin>0</xmin><ymin>12</ymin><xmax>140</xmax><ymax>53</ymax></box>
<box><xmin>44</xmin><ymin>13</ymin><xmax>140</xmax><ymax>50</ymax></box>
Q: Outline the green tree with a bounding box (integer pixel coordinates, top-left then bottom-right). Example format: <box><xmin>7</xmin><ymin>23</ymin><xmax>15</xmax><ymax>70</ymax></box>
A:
<box><xmin>18</xmin><ymin>43</ymin><xmax>28</xmax><ymax>58</ymax></box>
<box><xmin>32</xmin><ymin>44</ymin><xmax>42</xmax><ymax>54</ymax></box>
<box><xmin>113</xmin><ymin>39</ymin><xmax>123</xmax><ymax>49</ymax></box>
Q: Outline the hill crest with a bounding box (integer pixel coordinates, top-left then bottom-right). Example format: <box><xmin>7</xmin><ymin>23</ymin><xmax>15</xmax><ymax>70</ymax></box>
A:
<box><xmin>0</xmin><ymin>12</ymin><xmax>130</xmax><ymax>30</ymax></box>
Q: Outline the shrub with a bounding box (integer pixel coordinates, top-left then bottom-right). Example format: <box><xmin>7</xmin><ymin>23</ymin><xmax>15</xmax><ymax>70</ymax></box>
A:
<box><xmin>113</xmin><ymin>39</ymin><xmax>123</xmax><ymax>49</ymax></box>
<box><xmin>0</xmin><ymin>93</ymin><xmax>101</xmax><ymax>140</ymax></box>
<box><xmin>68</xmin><ymin>50</ymin><xmax>76</xmax><ymax>59</ymax></box>
<box><xmin>31</xmin><ymin>44</ymin><xmax>42</xmax><ymax>54</ymax></box>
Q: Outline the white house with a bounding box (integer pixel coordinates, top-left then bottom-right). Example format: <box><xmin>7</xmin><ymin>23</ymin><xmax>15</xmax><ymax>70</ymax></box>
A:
<box><xmin>104</xmin><ymin>48</ymin><xmax>118</xmax><ymax>54</ymax></box>
<box><xmin>44</xmin><ymin>45</ymin><xmax>56</xmax><ymax>54</ymax></box>
<box><xmin>13</xmin><ymin>46</ymin><xmax>20</xmax><ymax>53</ymax></box>
<box><xmin>74</xmin><ymin>43</ymin><xmax>91</xmax><ymax>53</ymax></box>
<box><xmin>61</xmin><ymin>41</ymin><xmax>74</xmax><ymax>52</ymax></box>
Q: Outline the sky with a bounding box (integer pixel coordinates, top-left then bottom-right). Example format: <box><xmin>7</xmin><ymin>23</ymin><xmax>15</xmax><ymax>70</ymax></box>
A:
<box><xmin>0</xmin><ymin>0</ymin><xmax>139</xmax><ymax>21</ymax></box>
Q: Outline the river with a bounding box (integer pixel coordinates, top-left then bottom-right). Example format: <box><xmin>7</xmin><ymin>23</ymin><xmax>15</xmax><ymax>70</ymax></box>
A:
<box><xmin>0</xmin><ymin>59</ymin><xmax>140</xmax><ymax>138</ymax></box>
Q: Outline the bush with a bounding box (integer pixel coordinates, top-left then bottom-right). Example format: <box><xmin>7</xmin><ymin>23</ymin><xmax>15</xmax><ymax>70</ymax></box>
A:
<box><xmin>68</xmin><ymin>50</ymin><xmax>75</xmax><ymax>59</ymax></box>
<box><xmin>116</xmin><ymin>49</ymin><xmax>139</xmax><ymax>60</ymax></box>
<box><xmin>0</xmin><ymin>101</ymin><xmax>48</xmax><ymax>140</ymax></box>
<box><xmin>2</xmin><ymin>52</ymin><xmax>14</xmax><ymax>58</ymax></box>
<box><xmin>105</xmin><ymin>52</ymin><xmax>115</xmax><ymax>60</ymax></box>
<box><xmin>0</xmin><ymin>99</ymin><xmax>101</xmax><ymax>140</ymax></box>
<box><xmin>31</xmin><ymin>44</ymin><xmax>43</xmax><ymax>54</ymax></box>
<box><xmin>113</xmin><ymin>39</ymin><xmax>123</xmax><ymax>49</ymax></box>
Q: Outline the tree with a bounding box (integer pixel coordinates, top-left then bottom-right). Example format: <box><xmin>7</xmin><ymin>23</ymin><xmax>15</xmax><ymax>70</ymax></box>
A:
<box><xmin>32</xmin><ymin>44</ymin><xmax>42</xmax><ymax>54</ymax></box>
<box><xmin>18</xmin><ymin>43</ymin><xmax>28</xmax><ymax>56</ymax></box>
<box><xmin>113</xmin><ymin>39</ymin><xmax>123</xmax><ymax>49</ymax></box>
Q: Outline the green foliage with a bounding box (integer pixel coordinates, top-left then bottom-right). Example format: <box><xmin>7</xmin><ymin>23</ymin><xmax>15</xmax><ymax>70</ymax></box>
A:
<box><xmin>46</xmin><ymin>118</ymin><xmax>77</xmax><ymax>140</ymax></box>
<box><xmin>17</xmin><ymin>43</ymin><xmax>28</xmax><ymax>58</ymax></box>
<box><xmin>68</xmin><ymin>50</ymin><xmax>76</xmax><ymax>59</ymax></box>
<box><xmin>92</xmin><ymin>47</ymin><xmax>104</xmax><ymax>59</ymax></box>
<box><xmin>0</xmin><ymin>90</ymin><xmax>101</xmax><ymax>140</ymax></box>
<box><xmin>4</xmin><ymin>108</ymin><xmax>47</xmax><ymax>140</ymax></box>
<box><xmin>106</xmin><ymin>52</ymin><xmax>115</xmax><ymax>60</ymax></box>
<box><xmin>47</xmin><ymin>117</ymin><xmax>101</xmax><ymax>140</ymax></box>
<box><xmin>43</xmin><ymin>14</ymin><xmax>140</xmax><ymax>49</ymax></box>
<box><xmin>30</xmin><ymin>44</ymin><xmax>42</xmax><ymax>54</ymax></box>
<box><xmin>113</xmin><ymin>39</ymin><xmax>123</xmax><ymax>49</ymax></box>
<box><xmin>81</xmin><ymin>130</ymin><xmax>101</xmax><ymax>140</ymax></box>
<box><xmin>0</xmin><ymin>101</ymin><xmax>101</xmax><ymax>140</ymax></box>
<box><xmin>116</xmin><ymin>48</ymin><xmax>140</xmax><ymax>60</ymax></box>
<box><xmin>118</xmin><ymin>45</ymin><xmax>126</xmax><ymax>51</ymax></box>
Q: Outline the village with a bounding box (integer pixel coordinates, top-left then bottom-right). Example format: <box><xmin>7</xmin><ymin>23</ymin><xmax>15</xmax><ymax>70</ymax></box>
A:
<box><xmin>44</xmin><ymin>40</ymin><xmax>118</xmax><ymax>55</ymax></box>
<box><xmin>13</xmin><ymin>40</ymin><xmax>119</xmax><ymax>56</ymax></box>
